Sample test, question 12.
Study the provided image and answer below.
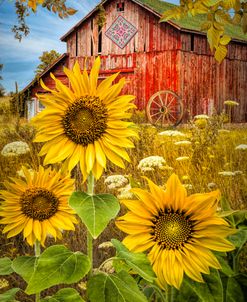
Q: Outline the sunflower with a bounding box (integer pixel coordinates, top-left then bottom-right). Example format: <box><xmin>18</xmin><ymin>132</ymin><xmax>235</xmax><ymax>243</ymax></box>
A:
<box><xmin>116</xmin><ymin>174</ymin><xmax>235</xmax><ymax>289</ymax></box>
<box><xmin>32</xmin><ymin>57</ymin><xmax>137</xmax><ymax>180</ymax></box>
<box><xmin>0</xmin><ymin>166</ymin><xmax>77</xmax><ymax>246</ymax></box>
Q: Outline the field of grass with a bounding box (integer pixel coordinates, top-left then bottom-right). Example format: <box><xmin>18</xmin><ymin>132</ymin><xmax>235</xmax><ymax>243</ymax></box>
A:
<box><xmin>0</xmin><ymin>98</ymin><xmax>246</xmax><ymax>301</ymax></box>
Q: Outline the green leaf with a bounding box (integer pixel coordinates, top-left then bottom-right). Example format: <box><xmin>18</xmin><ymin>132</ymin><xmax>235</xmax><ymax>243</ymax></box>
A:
<box><xmin>12</xmin><ymin>256</ymin><xmax>36</xmax><ymax>282</ymax></box>
<box><xmin>0</xmin><ymin>288</ymin><xmax>20</xmax><ymax>302</ymax></box>
<box><xmin>226</xmin><ymin>277</ymin><xmax>245</xmax><ymax>302</ymax></box>
<box><xmin>69</xmin><ymin>192</ymin><xmax>120</xmax><ymax>239</ymax></box>
<box><xmin>0</xmin><ymin>257</ymin><xmax>14</xmax><ymax>275</ymax></box>
<box><xmin>220</xmin><ymin>197</ymin><xmax>235</xmax><ymax>225</ymax></box>
<box><xmin>217</xmin><ymin>210</ymin><xmax>239</xmax><ymax>218</ymax></box>
<box><xmin>179</xmin><ymin>270</ymin><xmax>223</xmax><ymax>302</ymax></box>
<box><xmin>40</xmin><ymin>288</ymin><xmax>85</xmax><ymax>302</ymax></box>
<box><xmin>111</xmin><ymin>239</ymin><xmax>156</xmax><ymax>282</ymax></box>
<box><xmin>216</xmin><ymin>255</ymin><xmax>234</xmax><ymax>277</ymax></box>
<box><xmin>232</xmin><ymin>210</ymin><xmax>247</xmax><ymax>226</ymax></box>
<box><xmin>26</xmin><ymin>245</ymin><xmax>90</xmax><ymax>295</ymax></box>
<box><xmin>228</xmin><ymin>229</ymin><xmax>247</xmax><ymax>249</ymax></box>
<box><xmin>87</xmin><ymin>271</ymin><xmax>148</xmax><ymax>302</ymax></box>
<box><xmin>203</xmin><ymin>270</ymin><xmax>224</xmax><ymax>302</ymax></box>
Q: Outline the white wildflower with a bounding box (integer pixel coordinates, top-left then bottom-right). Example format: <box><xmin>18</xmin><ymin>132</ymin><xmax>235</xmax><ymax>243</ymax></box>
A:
<box><xmin>117</xmin><ymin>184</ymin><xmax>134</xmax><ymax>200</ymax></box>
<box><xmin>235</xmin><ymin>144</ymin><xmax>247</xmax><ymax>150</ymax></box>
<box><xmin>194</xmin><ymin>114</ymin><xmax>209</xmax><ymax>119</ymax></box>
<box><xmin>105</xmin><ymin>175</ymin><xmax>128</xmax><ymax>189</ymax></box>
<box><xmin>174</xmin><ymin>140</ymin><xmax>191</xmax><ymax>146</ymax></box>
<box><xmin>98</xmin><ymin>241</ymin><xmax>114</xmax><ymax>249</ymax></box>
<box><xmin>176</xmin><ymin>156</ymin><xmax>190</xmax><ymax>162</ymax></box>
<box><xmin>138</xmin><ymin>156</ymin><xmax>166</xmax><ymax>171</ymax></box>
<box><xmin>218</xmin><ymin>171</ymin><xmax>235</xmax><ymax>177</ymax></box>
<box><xmin>207</xmin><ymin>182</ymin><xmax>217</xmax><ymax>190</ymax></box>
<box><xmin>1</xmin><ymin>141</ymin><xmax>30</xmax><ymax>157</ymax></box>
<box><xmin>158</xmin><ymin>130</ymin><xmax>186</xmax><ymax>137</ymax></box>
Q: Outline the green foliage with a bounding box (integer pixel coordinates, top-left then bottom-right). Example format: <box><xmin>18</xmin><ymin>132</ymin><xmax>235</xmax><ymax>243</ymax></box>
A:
<box><xmin>226</xmin><ymin>277</ymin><xmax>245</xmax><ymax>302</ymax></box>
<box><xmin>176</xmin><ymin>270</ymin><xmax>223</xmax><ymax>302</ymax></box>
<box><xmin>12</xmin><ymin>256</ymin><xmax>36</xmax><ymax>282</ymax></box>
<box><xmin>22</xmin><ymin>245</ymin><xmax>90</xmax><ymax>294</ymax></box>
<box><xmin>40</xmin><ymin>288</ymin><xmax>85</xmax><ymax>302</ymax></box>
<box><xmin>87</xmin><ymin>271</ymin><xmax>148</xmax><ymax>302</ymax></box>
<box><xmin>35</xmin><ymin>50</ymin><xmax>61</xmax><ymax>76</ymax></box>
<box><xmin>12</xmin><ymin>0</ymin><xmax>77</xmax><ymax>41</ymax></box>
<box><xmin>69</xmin><ymin>192</ymin><xmax>120</xmax><ymax>239</ymax></box>
<box><xmin>0</xmin><ymin>288</ymin><xmax>20</xmax><ymax>302</ymax></box>
<box><xmin>112</xmin><ymin>239</ymin><xmax>156</xmax><ymax>282</ymax></box>
<box><xmin>0</xmin><ymin>257</ymin><xmax>14</xmax><ymax>275</ymax></box>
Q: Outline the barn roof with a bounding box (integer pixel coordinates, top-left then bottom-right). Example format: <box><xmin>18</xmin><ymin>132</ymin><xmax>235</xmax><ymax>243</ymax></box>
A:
<box><xmin>21</xmin><ymin>53</ymin><xmax>68</xmax><ymax>94</ymax></box>
<box><xmin>60</xmin><ymin>0</ymin><xmax>247</xmax><ymax>43</ymax></box>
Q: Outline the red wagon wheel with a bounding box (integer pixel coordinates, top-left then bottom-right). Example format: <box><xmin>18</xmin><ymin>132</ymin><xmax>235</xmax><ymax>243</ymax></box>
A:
<box><xmin>146</xmin><ymin>90</ymin><xmax>184</xmax><ymax>126</ymax></box>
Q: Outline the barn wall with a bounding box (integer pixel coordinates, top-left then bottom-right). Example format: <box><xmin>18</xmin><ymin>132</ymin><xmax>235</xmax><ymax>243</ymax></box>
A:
<box><xmin>70</xmin><ymin>51</ymin><xmax>180</xmax><ymax>110</ymax></box>
<box><xmin>66</xmin><ymin>0</ymin><xmax>181</xmax><ymax>57</ymax></box>
<box><xmin>178</xmin><ymin>50</ymin><xmax>247</xmax><ymax>122</ymax></box>
<box><xmin>30</xmin><ymin>57</ymin><xmax>69</xmax><ymax>97</ymax></box>
<box><xmin>181</xmin><ymin>32</ymin><xmax>247</xmax><ymax>60</ymax></box>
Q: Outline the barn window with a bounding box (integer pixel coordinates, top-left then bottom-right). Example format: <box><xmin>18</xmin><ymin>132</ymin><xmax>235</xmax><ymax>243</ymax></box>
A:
<box><xmin>38</xmin><ymin>100</ymin><xmax>45</xmax><ymax>111</ymax></box>
<box><xmin>117</xmin><ymin>2</ymin><xmax>125</xmax><ymax>11</ymax></box>
<box><xmin>98</xmin><ymin>25</ymin><xmax>102</xmax><ymax>54</ymax></box>
<box><xmin>75</xmin><ymin>31</ymin><xmax>78</xmax><ymax>56</ymax></box>
<box><xmin>190</xmin><ymin>34</ymin><xmax>194</xmax><ymax>52</ymax></box>
<box><xmin>91</xmin><ymin>19</ymin><xmax>94</xmax><ymax>56</ymax></box>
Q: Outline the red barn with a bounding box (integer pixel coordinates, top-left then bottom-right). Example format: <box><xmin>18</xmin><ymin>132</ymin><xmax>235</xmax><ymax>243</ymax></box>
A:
<box><xmin>21</xmin><ymin>0</ymin><xmax>247</xmax><ymax>123</ymax></box>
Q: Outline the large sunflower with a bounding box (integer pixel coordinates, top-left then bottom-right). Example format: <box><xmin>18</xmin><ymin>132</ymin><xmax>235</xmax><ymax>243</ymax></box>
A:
<box><xmin>0</xmin><ymin>166</ymin><xmax>77</xmax><ymax>246</ymax></box>
<box><xmin>116</xmin><ymin>174</ymin><xmax>235</xmax><ymax>289</ymax></box>
<box><xmin>32</xmin><ymin>57</ymin><xmax>137</xmax><ymax>180</ymax></box>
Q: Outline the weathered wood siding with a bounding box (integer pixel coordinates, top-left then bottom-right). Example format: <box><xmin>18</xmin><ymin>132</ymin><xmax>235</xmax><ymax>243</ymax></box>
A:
<box><xmin>66</xmin><ymin>0</ymin><xmax>181</xmax><ymax>57</ymax></box>
<box><xmin>30</xmin><ymin>56</ymin><xmax>69</xmax><ymax>97</ymax></box>
<box><xmin>70</xmin><ymin>49</ymin><xmax>247</xmax><ymax>122</ymax></box>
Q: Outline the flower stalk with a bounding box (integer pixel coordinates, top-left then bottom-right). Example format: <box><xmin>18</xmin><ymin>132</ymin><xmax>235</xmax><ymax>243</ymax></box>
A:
<box><xmin>34</xmin><ymin>240</ymin><xmax>41</xmax><ymax>302</ymax></box>
<box><xmin>87</xmin><ymin>172</ymin><xmax>94</xmax><ymax>277</ymax></box>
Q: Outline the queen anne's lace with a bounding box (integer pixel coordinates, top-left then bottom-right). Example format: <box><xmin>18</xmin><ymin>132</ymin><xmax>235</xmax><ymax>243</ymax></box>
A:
<box><xmin>138</xmin><ymin>156</ymin><xmax>166</xmax><ymax>172</ymax></box>
<box><xmin>1</xmin><ymin>141</ymin><xmax>30</xmax><ymax>157</ymax></box>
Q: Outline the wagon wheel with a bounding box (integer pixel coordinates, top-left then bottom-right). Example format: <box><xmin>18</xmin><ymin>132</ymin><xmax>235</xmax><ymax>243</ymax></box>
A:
<box><xmin>146</xmin><ymin>90</ymin><xmax>184</xmax><ymax>127</ymax></box>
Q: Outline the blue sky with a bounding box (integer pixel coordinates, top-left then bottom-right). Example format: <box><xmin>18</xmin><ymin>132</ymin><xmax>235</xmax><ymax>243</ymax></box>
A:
<box><xmin>0</xmin><ymin>0</ymin><xmax>178</xmax><ymax>93</ymax></box>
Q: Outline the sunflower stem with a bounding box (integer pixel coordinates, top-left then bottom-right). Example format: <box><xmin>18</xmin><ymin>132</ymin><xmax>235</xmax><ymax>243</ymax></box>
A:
<box><xmin>87</xmin><ymin>172</ymin><xmax>94</xmax><ymax>278</ymax></box>
<box><xmin>166</xmin><ymin>285</ymin><xmax>174</xmax><ymax>302</ymax></box>
<box><xmin>34</xmin><ymin>240</ymin><xmax>41</xmax><ymax>302</ymax></box>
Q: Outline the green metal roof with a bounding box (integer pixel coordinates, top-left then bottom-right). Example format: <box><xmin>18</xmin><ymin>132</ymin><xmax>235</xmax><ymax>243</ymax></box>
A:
<box><xmin>137</xmin><ymin>0</ymin><xmax>247</xmax><ymax>42</ymax></box>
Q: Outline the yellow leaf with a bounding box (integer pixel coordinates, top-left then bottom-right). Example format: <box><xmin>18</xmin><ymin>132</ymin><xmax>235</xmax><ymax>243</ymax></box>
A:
<box><xmin>201</xmin><ymin>21</ymin><xmax>212</xmax><ymax>31</ymax></box>
<box><xmin>220</xmin><ymin>35</ymin><xmax>231</xmax><ymax>45</ymax></box>
<box><xmin>202</xmin><ymin>0</ymin><xmax>221</xmax><ymax>7</ymax></box>
<box><xmin>215</xmin><ymin>9</ymin><xmax>231</xmax><ymax>25</ymax></box>
<box><xmin>66</xmin><ymin>8</ymin><xmax>78</xmax><ymax>15</ymax></box>
<box><xmin>242</xmin><ymin>13</ymin><xmax>247</xmax><ymax>33</ymax></box>
<box><xmin>215</xmin><ymin>45</ymin><xmax>228</xmax><ymax>63</ymax></box>
<box><xmin>232</xmin><ymin>13</ymin><xmax>242</xmax><ymax>25</ymax></box>
<box><xmin>207</xmin><ymin>26</ymin><xmax>221</xmax><ymax>51</ymax></box>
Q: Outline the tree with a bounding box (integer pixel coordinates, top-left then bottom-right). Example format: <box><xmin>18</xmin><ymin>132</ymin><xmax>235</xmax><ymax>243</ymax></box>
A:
<box><xmin>35</xmin><ymin>50</ymin><xmax>61</xmax><ymax>76</ymax></box>
<box><xmin>161</xmin><ymin>0</ymin><xmax>247</xmax><ymax>63</ymax></box>
<box><xmin>12</xmin><ymin>0</ymin><xmax>77</xmax><ymax>41</ymax></box>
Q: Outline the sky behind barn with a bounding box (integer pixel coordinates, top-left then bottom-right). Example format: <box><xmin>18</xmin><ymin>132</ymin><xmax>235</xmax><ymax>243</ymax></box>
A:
<box><xmin>0</xmin><ymin>0</ymin><xmax>178</xmax><ymax>93</ymax></box>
